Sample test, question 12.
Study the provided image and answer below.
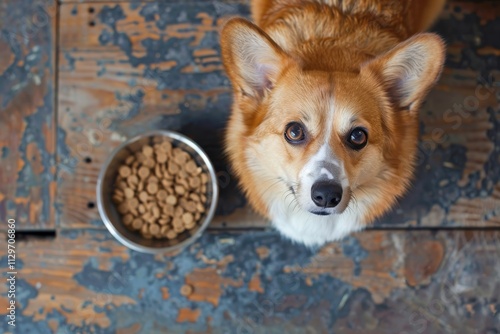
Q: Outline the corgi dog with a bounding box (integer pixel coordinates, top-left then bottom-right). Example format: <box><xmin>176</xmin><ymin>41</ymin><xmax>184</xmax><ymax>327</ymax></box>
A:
<box><xmin>220</xmin><ymin>0</ymin><xmax>446</xmax><ymax>246</ymax></box>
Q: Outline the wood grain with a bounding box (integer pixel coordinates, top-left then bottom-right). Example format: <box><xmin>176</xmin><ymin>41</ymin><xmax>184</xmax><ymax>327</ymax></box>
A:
<box><xmin>0</xmin><ymin>0</ymin><xmax>56</xmax><ymax>230</ymax></box>
<box><xmin>57</xmin><ymin>1</ymin><xmax>500</xmax><ymax>230</ymax></box>
<box><xmin>57</xmin><ymin>1</ymin><xmax>255</xmax><ymax>229</ymax></box>
<box><xmin>0</xmin><ymin>229</ymin><xmax>498</xmax><ymax>333</ymax></box>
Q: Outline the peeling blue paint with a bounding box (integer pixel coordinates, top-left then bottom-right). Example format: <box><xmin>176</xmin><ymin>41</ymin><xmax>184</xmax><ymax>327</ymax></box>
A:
<box><xmin>1</xmin><ymin>146</ymin><xmax>9</xmax><ymax>158</ymax></box>
<box><xmin>0</xmin><ymin>0</ymin><xmax>55</xmax><ymax>229</ymax></box>
<box><xmin>342</xmin><ymin>237</ymin><xmax>368</xmax><ymax>277</ymax></box>
<box><xmin>63</xmin><ymin>51</ymin><xmax>75</xmax><ymax>71</ymax></box>
<box><xmin>66</xmin><ymin>230</ymin><xmax>357</xmax><ymax>333</ymax></box>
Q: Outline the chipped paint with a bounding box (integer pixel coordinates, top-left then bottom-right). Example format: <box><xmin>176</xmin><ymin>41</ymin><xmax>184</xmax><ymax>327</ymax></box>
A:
<box><xmin>0</xmin><ymin>0</ymin><xmax>499</xmax><ymax>332</ymax></box>
<box><xmin>0</xmin><ymin>229</ymin><xmax>498</xmax><ymax>333</ymax></box>
<box><xmin>0</xmin><ymin>0</ymin><xmax>55</xmax><ymax>230</ymax></box>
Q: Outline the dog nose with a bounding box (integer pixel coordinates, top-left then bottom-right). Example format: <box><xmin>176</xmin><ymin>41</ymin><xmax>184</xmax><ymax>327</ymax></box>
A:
<box><xmin>311</xmin><ymin>182</ymin><xmax>342</xmax><ymax>208</ymax></box>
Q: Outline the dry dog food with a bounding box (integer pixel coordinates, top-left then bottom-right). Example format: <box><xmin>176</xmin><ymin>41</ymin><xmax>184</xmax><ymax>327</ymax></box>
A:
<box><xmin>112</xmin><ymin>139</ymin><xmax>209</xmax><ymax>239</ymax></box>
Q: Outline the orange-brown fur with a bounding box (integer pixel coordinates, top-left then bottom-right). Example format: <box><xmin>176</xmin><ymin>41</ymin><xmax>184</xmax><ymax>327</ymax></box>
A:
<box><xmin>221</xmin><ymin>0</ymin><xmax>446</xmax><ymax>245</ymax></box>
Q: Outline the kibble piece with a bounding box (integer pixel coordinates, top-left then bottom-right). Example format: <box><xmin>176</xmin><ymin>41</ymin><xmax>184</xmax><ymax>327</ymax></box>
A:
<box><xmin>161</xmin><ymin>163</ymin><xmax>174</xmax><ymax>182</ymax></box>
<box><xmin>159</xmin><ymin>218</ymin><xmax>170</xmax><ymax>226</ymax></box>
<box><xmin>177</xmin><ymin>176</ymin><xmax>189</xmax><ymax>189</ymax></box>
<box><xmin>175</xmin><ymin>185</ymin><xmax>186</xmax><ymax>196</ymax></box>
<box><xmin>156</xmin><ymin>189</ymin><xmax>168</xmax><ymax>201</ymax></box>
<box><xmin>165</xmin><ymin>186</ymin><xmax>174</xmax><ymax>195</ymax></box>
<box><xmin>124</xmin><ymin>188</ymin><xmax>134</xmax><ymax>199</ymax></box>
<box><xmin>189</xmin><ymin>193</ymin><xmax>200</xmax><ymax>202</ymax></box>
<box><xmin>143</xmin><ymin>212</ymin><xmax>152</xmax><ymax>222</ymax></box>
<box><xmin>161</xmin><ymin>179</ymin><xmax>171</xmax><ymax>189</ymax></box>
<box><xmin>200</xmin><ymin>173</ymin><xmax>208</xmax><ymax>184</ymax></box>
<box><xmin>152</xmin><ymin>206</ymin><xmax>160</xmax><ymax>219</ymax></box>
<box><xmin>142</xmin><ymin>145</ymin><xmax>153</xmax><ymax>157</ymax></box>
<box><xmin>182</xmin><ymin>212</ymin><xmax>194</xmax><ymax>225</ymax></box>
<box><xmin>130</xmin><ymin>207</ymin><xmax>138</xmax><ymax>217</ymax></box>
<box><xmin>138</xmin><ymin>204</ymin><xmax>146</xmax><ymax>214</ymax></box>
<box><xmin>189</xmin><ymin>177</ymin><xmax>201</xmax><ymax>189</ymax></box>
<box><xmin>132</xmin><ymin>218</ymin><xmax>143</xmax><ymax>230</ymax></box>
<box><xmin>138</xmin><ymin>191</ymin><xmax>149</xmax><ymax>203</ymax></box>
<box><xmin>179</xmin><ymin>197</ymin><xmax>188</xmax><ymax>209</ymax></box>
<box><xmin>125</xmin><ymin>155</ymin><xmax>135</xmax><ymax>165</ymax></box>
<box><xmin>148</xmin><ymin>175</ymin><xmax>159</xmax><ymax>184</ymax></box>
<box><xmin>178</xmin><ymin>170</ymin><xmax>189</xmax><ymax>180</ymax></box>
<box><xmin>194</xmin><ymin>212</ymin><xmax>201</xmax><ymax>221</ymax></box>
<box><xmin>112</xmin><ymin>194</ymin><xmax>124</xmax><ymax>204</ymax></box>
<box><xmin>149</xmin><ymin>223</ymin><xmax>160</xmax><ymax>235</ymax></box>
<box><xmin>160</xmin><ymin>225</ymin><xmax>170</xmax><ymax>234</ymax></box>
<box><xmin>119</xmin><ymin>166</ymin><xmax>131</xmax><ymax>178</ymax></box>
<box><xmin>163</xmin><ymin>204</ymin><xmax>175</xmax><ymax>216</ymax></box>
<box><xmin>180</xmin><ymin>284</ymin><xmax>193</xmax><ymax>296</ymax></box>
<box><xmin>174</xmin><ymin>151</ymin><xmax>189</xmax><ymax>165</ymax></box>
<box><xmin>168</xmin><ymin>161</ymin><xmax>180</xmax><ymax>175</ymax></box>
<box><xmin>186</xmin><ymin>222</ymin><xmax>196</xmax><ymax>230</ymax></box>
<box><xmin>127</xmin><ymin>174</ymin><xmax>139</xmax><ymax>186</ymax></box>
<box><xmin>155</xmin><ymin>164</ymin><xmax>163</xmax><ymax>178</ymax></box>
<box><xmin>174</xmin><ymin>225</ymin><xmax>185</xmax><ymax>233</ymax></box>
<box><xmin>196</xmin><ymin>202</ymin><xmax>205</xmax><ymax>213</ymax></box>
<box><xmin>174</xmin><ymin>206</ymin><xmax>184</xmax><ymax>217</ymax></box>
<box><xmin>145</xmin><ymin>158</ymin><xmax>156</xmax><ymax>168</ymax></box>
<box><xmin>128</xmin><ymin>198</ymin><xmax>139</xmax><ymax>209</ymax></box>
<box><xmin>123</xmin><ymin>214</ymin><xmax>134</xmax><ymax>226</ymax></box>
<box><xmin>157</xmin><ymin>152</ymin><xmax>167</xmax><ymax>164</ymax></box>
<box><xmin>185</xmin><ymin>201</ymin><xmax>197</xmax><ymax>213</ymax></box>
<box><xmin>147</xmin><ymin>182</ymin><xmax>158</xmax><ymax>195</ymax></box>
<box><xmin>166</xmin><ymin>230</ymin><xmax>177</xmax><ymax>240</ymax></box>
<box><xmin>118</xmin><ymin>203</ymin><xmax>129</xmax><ymax>214</ymax></box>
<box><xmin>141</xmin><ymin>223</ymin><xmax>149</xmax><ymax>236</ymax></box>
<box><xmin>135</xmin><ymin>152</ymin><xmax>146</xmax><ymax>162</ymax></box>
<box><xmin>166</xmin><ymin>195</ymin><xmax>177</xmax><ymax>205</ymax></box>
<box><xmin>185</xmin><ymin>160</ymin><xmax>197</xmax><ymax>174</ymax></box>
<box><xmin>172</xmin><ymin>217</ymin><xmax>184</xmax><ymax>228</ymax></box>
<box><xmin>160</xmin><ymin>141</ymin><xmax>172</xmax><ymax>153</ymax></box>
<box><xmin>138</xmin><ymin>166</ymin><xmax>150</xmax><ymax>179</ymax></box>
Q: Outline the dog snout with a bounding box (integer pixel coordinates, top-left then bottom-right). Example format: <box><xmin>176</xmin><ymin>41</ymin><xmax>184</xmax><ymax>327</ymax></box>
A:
<box><xmin>311</xmin><ymin>181</ymin><xmax>343</xmax><ymax>208</ymax></box>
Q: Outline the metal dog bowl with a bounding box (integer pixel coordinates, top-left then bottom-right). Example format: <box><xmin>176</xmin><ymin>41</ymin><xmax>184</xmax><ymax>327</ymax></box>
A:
<box><xmin>97</xmin><ymin>130</ymin><xmax>219</xmax><ymax>254</ymax></box>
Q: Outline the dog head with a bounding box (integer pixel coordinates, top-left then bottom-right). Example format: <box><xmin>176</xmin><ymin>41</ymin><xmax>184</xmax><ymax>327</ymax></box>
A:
<box><xmin>221</xmin><ymin>18</ymin><xmax>445</xmax><ymax>223</ymax></box>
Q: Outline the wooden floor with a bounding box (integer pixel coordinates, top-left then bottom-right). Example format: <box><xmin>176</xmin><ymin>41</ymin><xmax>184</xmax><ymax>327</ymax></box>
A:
<box><xmin>0</xmin><ymin>0</ymin><xmax>499</xmax><ymax>333</ymax></box>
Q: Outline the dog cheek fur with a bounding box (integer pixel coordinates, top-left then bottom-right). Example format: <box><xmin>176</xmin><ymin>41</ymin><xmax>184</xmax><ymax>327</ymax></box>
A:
<box><xmin>354</xmin><ymin>82</ymin><xmax>420</xmax><ymax>224</ymax></box>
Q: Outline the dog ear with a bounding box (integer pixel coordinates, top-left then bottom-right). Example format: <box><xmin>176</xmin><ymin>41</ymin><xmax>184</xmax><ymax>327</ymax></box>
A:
<box><xmin>361</xmin><ymin>33</ymin><xmax>445</xmax><ymax>111</ymax></box>
<box><xmin>220</xmin><ymin>18</ymin><xmax>291</xmax><ymax>98</ymax></box>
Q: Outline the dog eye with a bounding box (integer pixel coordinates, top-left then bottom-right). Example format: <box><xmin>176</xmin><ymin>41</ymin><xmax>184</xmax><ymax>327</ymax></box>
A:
<box><xmin>347</xmin><ymin>128</ymin><xmax>368</xmax><ymax>150</ymax></box>
<box><xmin>284</xmin><ymin>122</ymin><xmax>306</xmax><ymax>144</ymax></box>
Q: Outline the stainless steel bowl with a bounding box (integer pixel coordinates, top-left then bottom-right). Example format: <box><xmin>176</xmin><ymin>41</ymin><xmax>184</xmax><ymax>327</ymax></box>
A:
<box><xmin>97</xmin><ymin>130</ymin><xmax>219</xmax><ymax>254</ymax></box>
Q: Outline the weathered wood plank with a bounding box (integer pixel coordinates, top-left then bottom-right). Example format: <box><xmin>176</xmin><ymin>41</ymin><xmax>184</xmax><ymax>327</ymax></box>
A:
<box><xmin>0</xmin><ymin>229</ymin><xmax>498</xmax><ymax>333</ymax></box>
<box><xmin>0</xmin><ymin>0</ymin><xmax>56</xmax><ymax>230</ymax></box>
<box><xmin>57</xmin><ymin>1</ymin><xmax>255</xmax><ymax>229</ymax></box>
<box><xmin>57</xmin><ymin>1</ymin><xmax>500</xmax><ymax>230</ymax></box>
<box><xmin>383</xmin><ymin>0</ymin><xmax>500</xmax><ymax>228</ymax></box>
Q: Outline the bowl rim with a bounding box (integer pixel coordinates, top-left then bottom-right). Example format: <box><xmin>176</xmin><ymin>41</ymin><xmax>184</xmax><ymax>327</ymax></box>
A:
<box><xmin>96</xmin><ymin>129</ymin><xmax>219</xmax><ymax>254</ymax></box>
